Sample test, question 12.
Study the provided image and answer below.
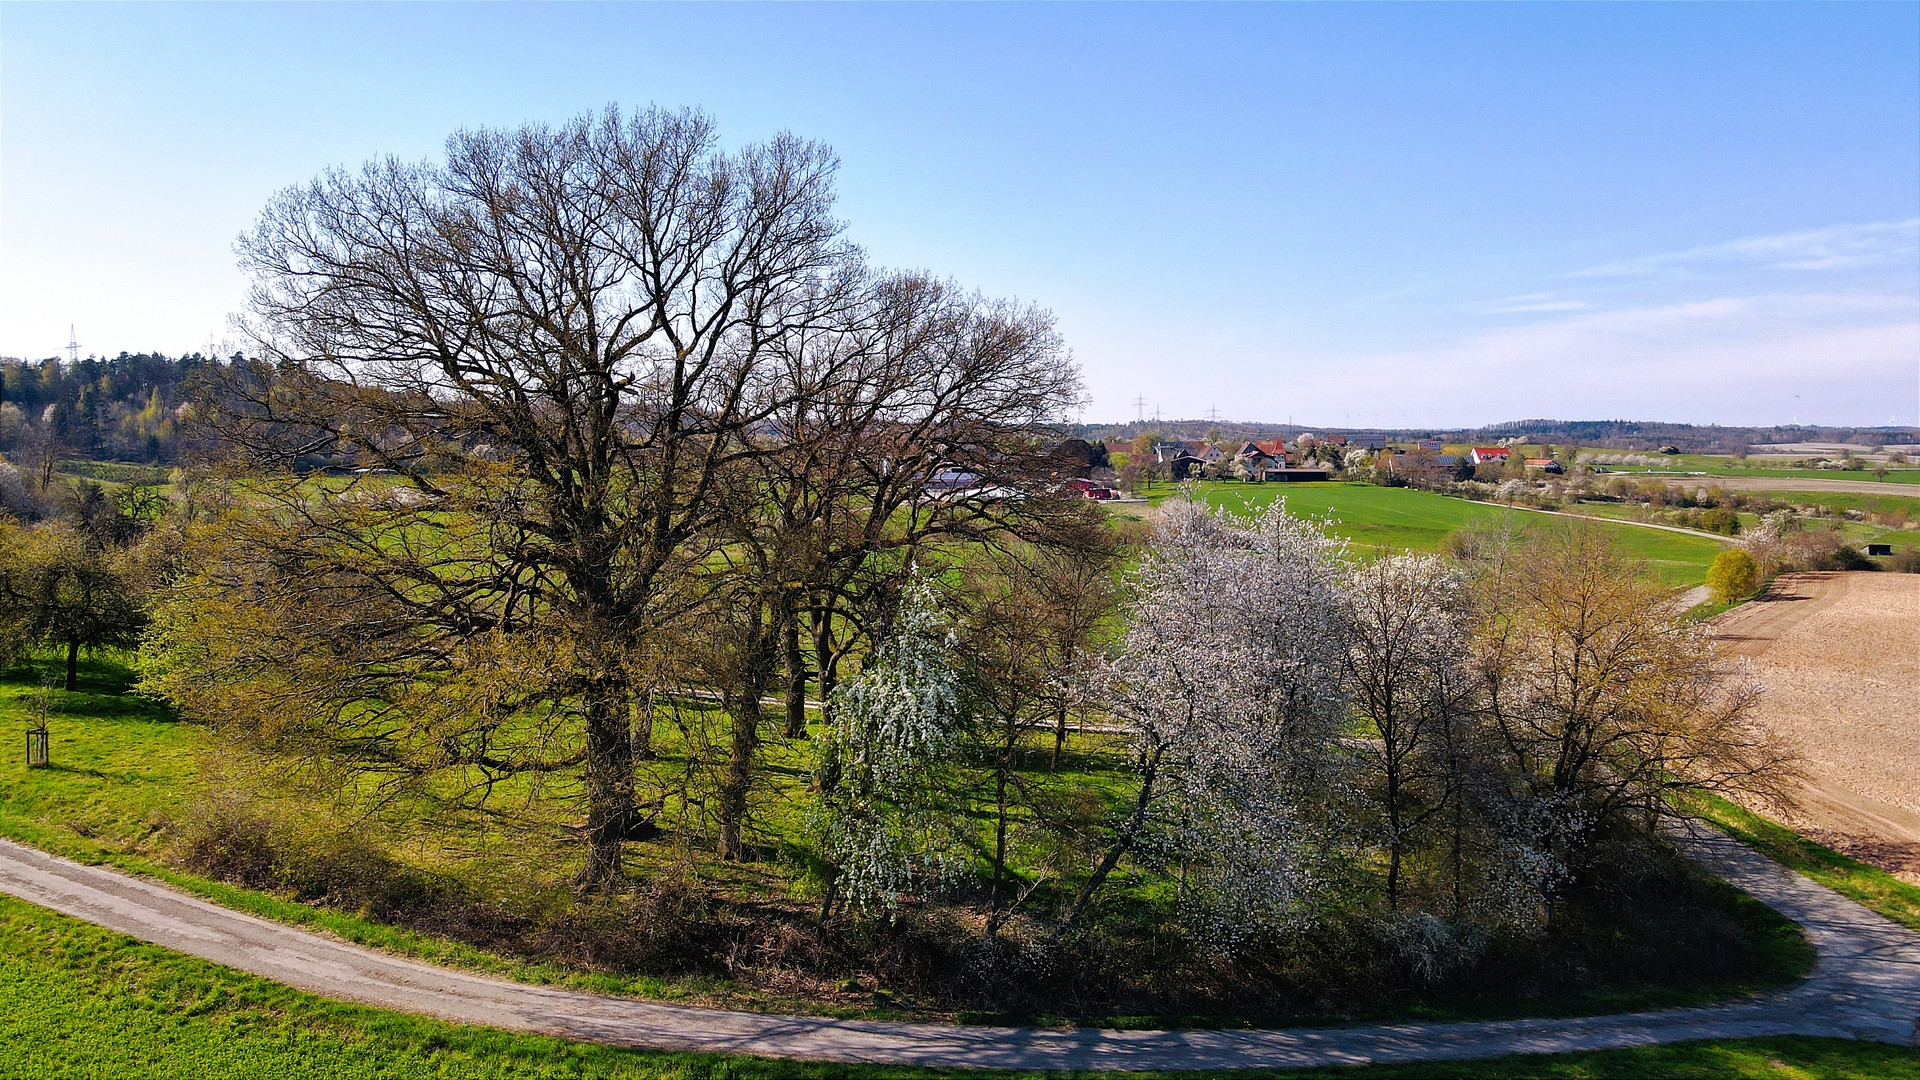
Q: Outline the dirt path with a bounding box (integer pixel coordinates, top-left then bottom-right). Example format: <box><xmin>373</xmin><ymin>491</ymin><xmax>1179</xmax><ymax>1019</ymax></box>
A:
<box><xmin>0</xmin><ymin>832</ymin><xmax>1911</xmax><ymax>1069</ymax></box>
<box><xmin>1711</xmin><ymin>572</ymin><xmax>1920</xmax><ymax>882</ymax></box>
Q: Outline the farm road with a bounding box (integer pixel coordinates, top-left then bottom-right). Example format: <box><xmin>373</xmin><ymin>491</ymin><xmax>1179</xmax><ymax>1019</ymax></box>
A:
<box><xmin>0</xmin><ymin>829</ymin><xmax>1913</xmax><ymax>1070</ymax></box>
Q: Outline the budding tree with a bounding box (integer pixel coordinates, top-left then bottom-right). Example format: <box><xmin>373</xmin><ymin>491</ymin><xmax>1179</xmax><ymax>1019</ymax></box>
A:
<box><xmin>1475</xmin><ymin>525</ymin><xmax>1795</xmax><ymax>908</ymax></box>
<box><xmin>161</xmin><ymin>107</ymin><xmax>860</xmax><ymax>889</ymax></box>
<box><xmin>1342</xmin><ymin>553</ymin><xmax>1478</xmax><ymax>911</ymax></box>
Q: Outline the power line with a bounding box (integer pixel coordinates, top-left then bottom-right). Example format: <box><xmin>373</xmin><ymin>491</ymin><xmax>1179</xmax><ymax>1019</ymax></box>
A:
<box><xmin>1132</xmin><ymin>395</ymin><xmax>1147</xmax><ymax>423</ymax></box>
<box><xmin>66</xmin><ymin>325</ymin><xmax>79</xmax><ymax>365</ymax></box>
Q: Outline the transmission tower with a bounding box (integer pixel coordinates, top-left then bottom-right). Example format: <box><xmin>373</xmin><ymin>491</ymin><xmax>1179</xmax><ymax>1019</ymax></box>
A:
<box><xmin>1205</xmin><ymin>405</ymin><xmax>1221</xmax><ymax>424</ymax></box>
<box><xmin>1132</xmin><ymin>394</ymin><xmax>1148</xmax><ymax>423</ymax></box>
<box><xmin>66</xmin><ymin>326</ymin><xmax>80</xmax><ymax>365</ymax></box>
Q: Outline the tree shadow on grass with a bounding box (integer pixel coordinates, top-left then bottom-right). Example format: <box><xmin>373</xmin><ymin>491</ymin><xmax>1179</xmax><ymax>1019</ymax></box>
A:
<box><xmin>0</xmin><ymin>653</ymin><xmax>177</xmax><ymax>723</ymax></box>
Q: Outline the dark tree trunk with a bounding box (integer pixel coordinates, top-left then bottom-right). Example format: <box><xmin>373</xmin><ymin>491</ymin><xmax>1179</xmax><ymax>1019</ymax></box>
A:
<box><xmin>578</xmin><ymin>677</ymin><xmax>636</xmax><ymax>890</ymax></box>
<box><xmin>1054</xmin><ymin>742</ymin><xmax>1165</xmax><ymax>939</ymax></box>
<box><xmin>783</xmin><ymin>609</ymin><xmax>809</xmax><ymax>739</ymax></box>
<box><xmin>65</xmin><ymin>638</ymin><xmax>78</xmax><ymax>692</ymax></box>
<box><xmin>718</xmin><ymin>690</ymin><xmax>763</xmax><ymax>860</ymax></box>
<box><xmin>987</xmin><ymin>720</ymin><xmax>1012</xmax><ymax>935</ymax></box>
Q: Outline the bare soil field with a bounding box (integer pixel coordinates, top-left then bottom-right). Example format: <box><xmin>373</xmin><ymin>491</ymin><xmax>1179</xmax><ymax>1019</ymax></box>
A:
<box><xmin>1712</xmin><ymin>572</ymin><xmax>1920</xmax><ymax>883</ymax></box>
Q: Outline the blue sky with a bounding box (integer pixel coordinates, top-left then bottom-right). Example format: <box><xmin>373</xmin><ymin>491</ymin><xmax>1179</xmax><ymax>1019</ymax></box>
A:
<box><xmin>2</xmin><ymin>2</ymin><xmax>1915</xmax><ymax>427</ymax></box>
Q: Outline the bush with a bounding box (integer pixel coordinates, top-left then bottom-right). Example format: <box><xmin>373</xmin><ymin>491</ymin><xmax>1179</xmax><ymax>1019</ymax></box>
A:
<box><xmin>1704</xmin><ymin>549</ymin><xmax>1761</xmax><ymax>604</ymax></box>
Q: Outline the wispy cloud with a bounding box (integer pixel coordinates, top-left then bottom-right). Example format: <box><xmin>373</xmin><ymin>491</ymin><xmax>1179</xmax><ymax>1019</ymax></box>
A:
<box><xmin>1481</xmin><ymin>296</ymin><xmax>1589</xmax><ymax>314</ymax></box>
<box><xmin>1301</xmin><ymin>291</ymin><xmax>1920</xmax><ymax>426</ymax></box>
<box><xmin>1574</xmin><ymin>219</ymin><xmax>1920</xmax><ymax>279</ymax></box>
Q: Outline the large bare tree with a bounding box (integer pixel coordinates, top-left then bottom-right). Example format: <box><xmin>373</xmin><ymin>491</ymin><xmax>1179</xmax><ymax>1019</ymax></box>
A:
<box><xmin>179</xmin><ymin>107</ymin><xmax>860</xmax><ymax>888</ymax></box>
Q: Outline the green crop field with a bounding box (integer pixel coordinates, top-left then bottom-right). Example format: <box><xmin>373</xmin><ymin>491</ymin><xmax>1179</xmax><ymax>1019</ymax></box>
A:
<box><xmin>1135</xmin><ymin>482</ymin><xmax>1729</xmax><ymax>586</ymax></box>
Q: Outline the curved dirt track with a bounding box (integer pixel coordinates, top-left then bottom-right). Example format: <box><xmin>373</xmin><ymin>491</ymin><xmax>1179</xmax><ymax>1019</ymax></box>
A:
<box><xmin>1712</xmin><ymin>572</ymin><xmax>1920</xmax><ymax>881</ymax></box>
<box><xmin>0</xmin><ymin>830</ymin><xmax>1913</xmax><ymax>1070</ymax></box>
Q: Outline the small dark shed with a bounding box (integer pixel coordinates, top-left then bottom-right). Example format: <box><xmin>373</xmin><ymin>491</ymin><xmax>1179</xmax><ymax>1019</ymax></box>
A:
<box><xmin>1866</xmin><ymin>543</ymin><xmax>1893</xmax><ymax>557</ymax></box>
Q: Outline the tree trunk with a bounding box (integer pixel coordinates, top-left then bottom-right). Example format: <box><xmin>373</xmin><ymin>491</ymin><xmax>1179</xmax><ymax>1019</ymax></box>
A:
<box><xmin>630</xmin><ymin>689</ymin><xmax>655</xmax><ymax>761</ymax></box>
<box><xmin>987</xmin><ymin>724</ymin><xmax>1011</xmax><ymax>935</ymax></box>
<box><xmin>718</xmin><ymin>688</ymin><xmax>764</xmax><ymax>860</ymax></box>
<box><xmin>783</xmin><ymin>610</ymin><xmax>809</xmax><ymax>739</ymax></box>
<box><xmin>1054</xmin><ymin>742</ymin><xmax>1165</xmax><ymax>939</ymax></box>
<box><xmin>578</xmin><ymin>677</ymin><xmax>635</xmax><ymax>891</ymax></box>
<box><xmin>65</xmin><ymin>638</ymin><xmax>79</xmax><ymax>692</ymax></box>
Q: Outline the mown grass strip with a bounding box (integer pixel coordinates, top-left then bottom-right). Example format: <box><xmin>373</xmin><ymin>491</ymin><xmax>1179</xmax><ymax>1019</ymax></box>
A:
<box><xmin>1693</xmin><ymin>793</ymin><xmax>1920</xmax><ymax>932</ymax></box>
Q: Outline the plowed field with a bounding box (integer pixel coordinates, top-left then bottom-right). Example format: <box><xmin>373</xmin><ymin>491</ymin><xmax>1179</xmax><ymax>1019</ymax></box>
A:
<box><xmin>1712</xmin><ymin>572</ymin><xmax>1920</xmax><ymax>882</ymax></box>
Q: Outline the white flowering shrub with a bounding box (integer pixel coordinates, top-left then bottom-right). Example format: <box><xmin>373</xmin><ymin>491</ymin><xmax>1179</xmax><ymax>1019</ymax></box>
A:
<box><xmin>0</xmin><ymin>462</ymin><xmax>30</xmax><ymax>518</ymax></box>
<box><xmin>1097</xmin><ymin>492</ymin><xmax>1355</xmax><ymax>947</ymax></box>
<box><xmin>810</xmin><ymin>570</ymin><xmax>970</xmax><ymax>912</ymax></box>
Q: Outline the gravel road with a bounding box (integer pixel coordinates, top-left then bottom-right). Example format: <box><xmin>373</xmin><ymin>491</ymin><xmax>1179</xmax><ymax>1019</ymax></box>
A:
<box><xmin>0</xmin><ymin>828</ymin><xmax>1912</xmax><ymax>1069</ymax></box>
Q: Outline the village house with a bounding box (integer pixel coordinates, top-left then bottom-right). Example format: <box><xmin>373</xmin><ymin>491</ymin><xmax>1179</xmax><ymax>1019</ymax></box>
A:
<box><xmin>1469</xmin><ymin>446</ymin><xmax>1512</xmax><ymax>466</ymax></box>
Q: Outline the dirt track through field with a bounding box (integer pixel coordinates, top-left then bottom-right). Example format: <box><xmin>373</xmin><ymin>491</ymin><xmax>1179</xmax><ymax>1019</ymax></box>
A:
<box><xmin>1712</xmin><ymin>572</ymin><xmax>1920</xmax><ymax>882</ymax></box>
<box><xmin>0</xmin><ymin>830</ymin><xmax>1914</xmax><ymax>1068</ymax></box>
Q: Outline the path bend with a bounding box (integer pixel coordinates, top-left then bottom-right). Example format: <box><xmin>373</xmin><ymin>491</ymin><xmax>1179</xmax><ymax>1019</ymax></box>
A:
<box><xmin>0</xmin><ymin>829</ymin><xmax>1912</xmax><ymax>1070</ymax></box>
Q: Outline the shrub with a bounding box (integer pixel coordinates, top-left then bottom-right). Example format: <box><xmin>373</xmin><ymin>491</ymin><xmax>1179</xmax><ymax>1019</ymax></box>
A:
<box><xmin>1704</xmin><ymin>549</ymin><xmax>1761</xmax><ymax>605</ymax></box>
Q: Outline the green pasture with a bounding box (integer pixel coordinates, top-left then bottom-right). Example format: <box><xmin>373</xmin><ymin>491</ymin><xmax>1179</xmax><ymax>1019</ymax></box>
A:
<box><xmin>1138</xmin><ymin>482</ymin><xmax>1728</xmax><ymax>586</ymax></box>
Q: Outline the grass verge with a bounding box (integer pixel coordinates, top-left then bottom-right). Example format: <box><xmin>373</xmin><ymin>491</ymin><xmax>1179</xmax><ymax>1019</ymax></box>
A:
<box><xmin>0</xmin><ymin>892</ymin><xmax>1902</xmax><ymax>1080</ymax></box>
<box><xmin>1693</xmin><ymin>793</ymin><xmax>1920</xmax><ymax>932</ymax></box>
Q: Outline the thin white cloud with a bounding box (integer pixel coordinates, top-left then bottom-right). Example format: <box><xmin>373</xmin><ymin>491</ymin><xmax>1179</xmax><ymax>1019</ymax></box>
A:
<box><xmin>1486</xmin><ymin>299</ymin><xmax>1589</xmax><ymax>314</ymax></box>
<box><xmin>1293</xmin><ymin>291</ymin><xmax>1920</xmax><ymax>426</ymax></box>
<box><xmin>1575</xmin><ymin>219</ymin><xmax>1920</xmax><ymax>279</ymax></box>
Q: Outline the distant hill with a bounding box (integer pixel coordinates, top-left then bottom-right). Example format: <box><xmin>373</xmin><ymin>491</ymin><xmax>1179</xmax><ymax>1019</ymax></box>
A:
<box><xmin>1072</xmin><ymin>419</ymin><xmax>1919</xmax><ymax>454</ymax></box>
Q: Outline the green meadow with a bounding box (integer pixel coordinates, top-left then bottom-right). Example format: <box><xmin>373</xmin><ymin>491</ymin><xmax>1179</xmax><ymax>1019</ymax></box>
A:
<box><xmin>1136</xmin><ymin>482</ymin><xmax>1729</xmax><ymax>586</ymax></box>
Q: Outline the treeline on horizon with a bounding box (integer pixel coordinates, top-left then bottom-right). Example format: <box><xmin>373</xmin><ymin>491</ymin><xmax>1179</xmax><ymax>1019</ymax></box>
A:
<box><xmin>1072</xmin><ymin>417</ymin><xmax>1917</xmax><ymax>456</ymax></box>
<box><xmin>1</xmin><ymin>350</ymin><xmax>1912</xmax><ymax>466</ymax></box>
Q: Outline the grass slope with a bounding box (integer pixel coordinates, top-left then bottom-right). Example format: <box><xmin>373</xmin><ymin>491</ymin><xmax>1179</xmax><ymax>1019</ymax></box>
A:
<box><xmin>1694</xmin><ymin>794</ymin><xmax>1920</xmax><ymax>932</ymax></box>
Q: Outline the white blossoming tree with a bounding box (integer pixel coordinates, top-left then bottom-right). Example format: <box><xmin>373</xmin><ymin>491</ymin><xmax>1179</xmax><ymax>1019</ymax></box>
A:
<box><xmin>1061</xmin><ymin>490</ymin><xmax>1354</xmax><ymax>945</ymax></box>
<box><xmin>810</xmin><ymin>569</ymin><xmax>971</xmax><ymax>918</ymax></box>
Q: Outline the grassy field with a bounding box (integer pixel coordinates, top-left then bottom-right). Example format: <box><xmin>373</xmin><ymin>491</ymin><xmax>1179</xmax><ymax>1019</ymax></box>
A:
<box><xmin>0</xmin><ymin>894</ymin><xmax>1904</xmax><ymax>1080</ymax></box>
<box><xmin>1133</xmin><ymin>482</ymin><xmax>1728</xmax><ymax>586</ymax></box>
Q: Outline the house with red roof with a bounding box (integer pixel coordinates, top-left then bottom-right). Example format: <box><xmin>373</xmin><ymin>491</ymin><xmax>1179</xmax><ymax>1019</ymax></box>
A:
<box><xmin>1469</xmin><ymin>447</ymin><xmax>1512</xmax><ymax>466</ymax></box>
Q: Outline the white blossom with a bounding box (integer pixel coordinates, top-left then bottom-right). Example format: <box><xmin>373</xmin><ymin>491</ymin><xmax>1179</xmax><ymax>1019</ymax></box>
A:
<box><xmin>810</xmin><ymin>569</ymin><xmax>970</xmax><ymax>912</ymax></box>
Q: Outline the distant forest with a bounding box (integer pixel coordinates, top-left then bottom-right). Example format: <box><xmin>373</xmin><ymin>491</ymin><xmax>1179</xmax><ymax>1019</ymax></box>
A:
<box><xmin>0</xmin><ymin>352</ymin><xmax>220</xmax><ymax>465</ymax></box>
